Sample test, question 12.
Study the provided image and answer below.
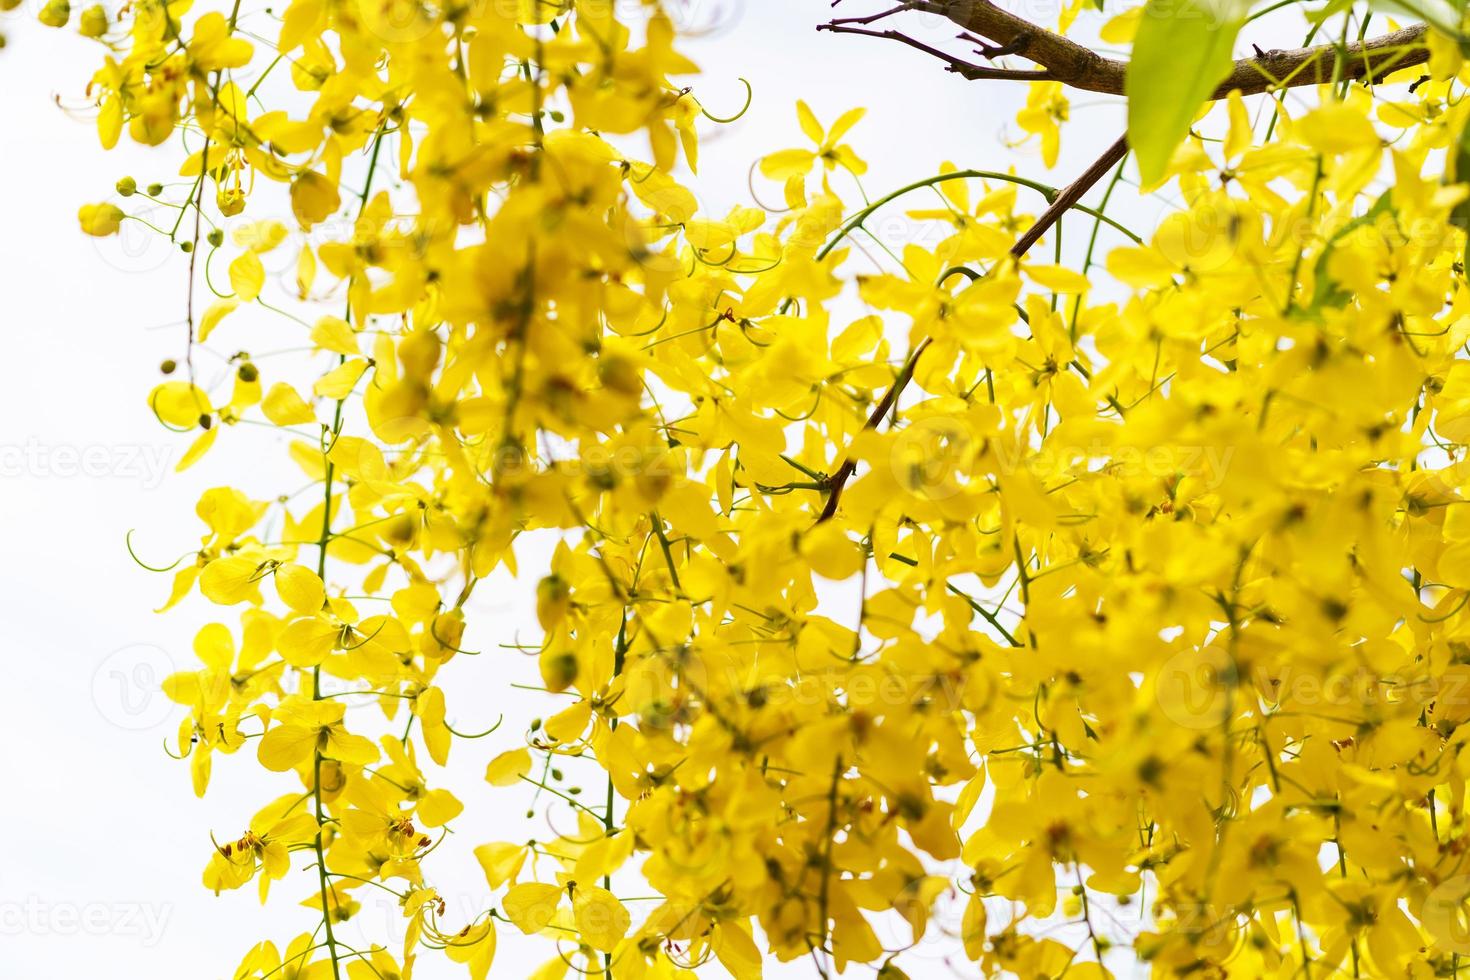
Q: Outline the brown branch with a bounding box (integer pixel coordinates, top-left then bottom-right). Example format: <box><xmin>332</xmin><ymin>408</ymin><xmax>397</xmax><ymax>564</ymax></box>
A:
<box><xmin>827</xmin><ymin>3</ymin><xmax>915</xmax><ymax>28</ymax></box>
<box><xmin>815</xmin><ymin>136</ymin><xmax>1128</xmax><ymax>523</ymax></box>
<box><xmin>1012</xmin><ymin>135</ymin><xmax>1127</xmax><ymax>256</ymax></box>
<box><xmin>817</xmin><ymin>337</ymin><xmax>932</xmax><ymax>522</ymax></box>
<box><xmin>817</xmin><ymin>22</ymin><xmax>1054</xmax><ymax>81</ymax></box>
<box><xmin>834</xmin><ymin>0</ymin><xmax>1429</xmax><ymax>98</ymax></box>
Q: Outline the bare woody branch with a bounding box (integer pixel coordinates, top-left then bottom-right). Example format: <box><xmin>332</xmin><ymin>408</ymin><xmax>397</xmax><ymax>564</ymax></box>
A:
<box><xmin>815</xmin><ymin>136</ymin><xmax>1129</xmax><ymax>523</ymax></box>
<box><xmin>822</xmin><ymin>0</ymin><xmax>1429</xmax><ymax>97</ymax></box>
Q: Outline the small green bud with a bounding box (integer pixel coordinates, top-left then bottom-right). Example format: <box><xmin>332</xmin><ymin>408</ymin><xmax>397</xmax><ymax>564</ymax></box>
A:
<box><xmin>146</xmin><ymin>183</ymin><xmax>163</xmax><ymax>196</ymax></box>
<box><xmin>160</xmin><ymin>359</ymin><xmax>177</xmax><ymax>375</ymax></box>
<box><xmin>179</xmin><ymin>241</ymin><xmax>193</xmax><ymax>253</ymax></box>
<box><xmin>206</xmin><ymin>228</ymin><xmax>224</xmax><ymax>248</ymax></box>
<box><xmin>116</xmin><ymin>176</ymin><xmax>137</xmax><ymax>197</ymax></box>
<box><xmin>237</xmin><ymin>363</ymin><xmax>258</xmax><ymax>383</ymax></box>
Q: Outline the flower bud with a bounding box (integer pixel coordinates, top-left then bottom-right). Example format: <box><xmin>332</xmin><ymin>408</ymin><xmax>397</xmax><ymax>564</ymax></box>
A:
<box><xmin>217</xmin><ymin>186</ymin><xmax>245</xmax><ymax>217</ymax></box>
<box><xmin>206</xmin><ymin>229</ymin><xmax>224</xmax><ymax>248</ymax></box>
<box><xmin>37</xmin><ymin>0</ymin><xmax>69</xmax><ymax>28</ymax></box>
<box><xmin>78</xmin><ymin>202</ymin><xmax>124</xmax><ymax>237</ymax></box>
<box><xmin>160</xmin><ymin>359</ymin><xmax>177</xmax><ymax>375</ymax></box>
<box><xmin>78</xmin><ymin>4</ymin><xmax>107</xmax><ymax>37</ymax></box>
<box><xmin>237</xmin><ymin>363</ymin><xmax>258</xmax><ymax>383</ymax></box>
<box><xmin>146</xmin><ymin>183</ymin><xmax>163</xmax><ymax>196</ymax></box>
<box><xmin>115</xmin><ymin>176</ymin><xmax>137</xmax><ymax>197</ymax></box>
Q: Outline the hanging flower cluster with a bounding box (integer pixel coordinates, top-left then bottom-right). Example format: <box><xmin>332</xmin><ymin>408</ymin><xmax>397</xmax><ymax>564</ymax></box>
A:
<box><xmin>40</xmin><ymin>0</ymin><xmax>1470</xmax><ymax>974</ymax></box>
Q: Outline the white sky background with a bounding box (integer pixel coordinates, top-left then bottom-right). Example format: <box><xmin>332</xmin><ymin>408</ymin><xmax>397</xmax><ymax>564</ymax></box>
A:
<box><xmin>0</xmin><ymin>1</ymin><xmax>1326</xmax><ymax>976</ymax></box>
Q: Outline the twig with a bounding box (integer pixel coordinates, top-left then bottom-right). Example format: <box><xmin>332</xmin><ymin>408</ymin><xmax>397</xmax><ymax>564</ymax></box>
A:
<box><xmin>1012</xmin><ymin>135</ymin><xmax>1128</xmax><ymax>257</ymax></box>
<box><xmin>827</xmin><ymin>2</ymin><xmax>914</xmax><ymax>27</ymax></box>
<box><xmin>814</xmin><ymin>136</ymin><xmax>1129</xmax><ymax>523</ymax></box>
<box><xmin>817</xmin><ymin>22</ymin><xmax>1053</xmax><ymax>81</ymax></box>
<box><xmin>844</xmin><ymin>0</ymin><xmax>1430</xmax><ymax>98</ymax></box>
<box><xmin>817</xmin><ymin>337</ymin><xmax>931</xmax><ymax>522</ymax></box>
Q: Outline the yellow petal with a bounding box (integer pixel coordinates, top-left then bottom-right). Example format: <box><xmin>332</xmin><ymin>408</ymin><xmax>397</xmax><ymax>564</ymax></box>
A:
<box><xmin>759</xmin><ymin>148</ymin><xmax>815</xmax><ymax>180</ymax></box>
<box><xmin>310</xmin><ymin>316</ymin><xmax>360</xmax><ymax>356</ymax></box>
<box><xmin>796</xmin><ymin>100</ymin><xmax>823</xmax><ymax>143</ymax></box>
<box><xmin>502</xmin><ymin>882</ymin><xmax>563</xmax><ymax>935</ymax></box>
<box><xmin>229</xmin><ymin>251</ymin><xmax>266</xmax><ymax>302</ymax></box>
<box><xmin>314</xmin><ymin>359</ymin><xmax>369</xmax><ymax>399</ymax></box>
<box><xmin>200</xmin><ymin>555</ymin><xmax>264</xmax><ymax>605</ymax></box>
<box><xmin>233</xmin><ymin>219</ymin><xmax>289</xmax><ymax>253</ymax></box>
<box><xmin>290</xmin><ymin>170</ymin><xmax>341</xmax><ymax>229</ymax></box>
<box><xmin>485</xmin><ymin>747</ymin><xmax>532</xmax><ymax>786</ymax></box>
<box><xmin>475</xmin><ymin>842</ymin><xmax>529</xmax><ymax>889</ymax></box>
<box><xmin>277</xmin><ymin>616</ymin><xmax>336</xmax><ymax>667</ymax></box>
<box><xmin>257</xmin><ymin>724</ymin><xmax>315</xmax><ymax>771</ymax></box>
<box><xmin>275</xmin><ymin>562</ymin><xmax>326</xmax><ymax>614</ymax></box>
<box><xmin>149</xmin><ymin>381</ymin><xmax>210</xmax><ymax>429</ymax></box>
<box><xmin>175</xmin><ymin>426</ymin><xmax>219</xmax><ymax>471</ymax></box>
<box><xmin>262</xmin><ymin>383</ymin><xmax>317</xmax><ymax>426</ymax></box>
<box><xmin>296</xmin><ymin>245</ymin><xmax>317</xmax><ymax>299</ymax></box>
<box><xmin>199</xmin><ymin>299</ymin><xmax>241</xmax><ymax>343</ymax></box>
<box><xmin>572</xmin><ymin>885</ymin><xmax>629</xmax><ymax>952</ymax></box>
<box><xmin>1026</xmin><ymin>264</ymin><xmax>1091</xmax><ymax>294</ymax></box>
<box><xmin>417</xmin><ymin>788</ymin><xmax>463</xmax><ymax>827</ymax></box>
<box><xmin>544</xmin><ymin>700</ymin><xmax>591</xmax><ymax>743</ymax></box>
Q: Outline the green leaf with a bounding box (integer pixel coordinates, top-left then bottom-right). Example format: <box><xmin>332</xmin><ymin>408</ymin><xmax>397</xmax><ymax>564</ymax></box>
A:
<box><xmin>1126</xmin><ymin>0</ymin><xmax>1248</xmax><ymax>185</ymax></box>
<box><xmin>1448</xmin><ymin>119</ymin><xmax>1470</xmax><ymax>269</ymax></box>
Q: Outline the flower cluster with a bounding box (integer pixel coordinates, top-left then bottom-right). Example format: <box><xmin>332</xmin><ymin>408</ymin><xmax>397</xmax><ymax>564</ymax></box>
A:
<box><xmin>43</xmin><ymin>0</ymin><xmax>1470</xmax><ymax>975</ymax></box>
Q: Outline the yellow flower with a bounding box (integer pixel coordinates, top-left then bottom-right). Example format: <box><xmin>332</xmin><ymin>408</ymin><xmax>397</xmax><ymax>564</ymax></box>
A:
<box><xmin>257</xmin><ymin>697</ymin><xmax>377</xmax><ymax>772</ymax></box>
<box><xmin>203</xmin><ymin>795</ymin><xmax>319</xmax><ymax>899</ymax></box>
<box><xmin>760</xmin><ymin>100</ymin><xmax>868</xmax><ymax>180</ymax></box>
<box><xmin>1015</xmin><ymin>81</ymin><xmax>1069</xmax><ymax>167</ymax></box>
